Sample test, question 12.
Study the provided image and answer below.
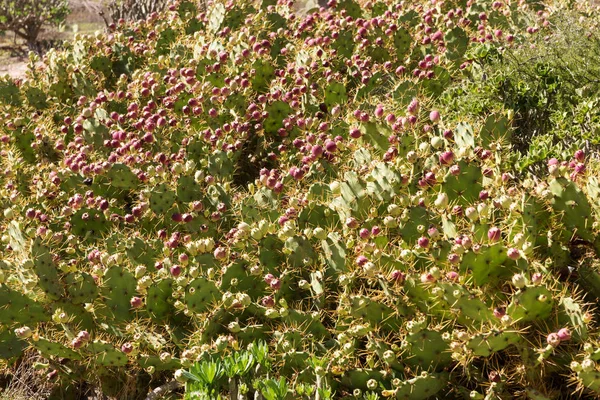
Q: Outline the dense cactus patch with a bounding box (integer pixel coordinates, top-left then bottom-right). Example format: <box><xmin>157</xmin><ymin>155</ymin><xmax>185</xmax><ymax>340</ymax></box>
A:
<box><xmin>1</xmin><ymin>0</ymin><xmax>600</xmax><ymax>399</ymax></box>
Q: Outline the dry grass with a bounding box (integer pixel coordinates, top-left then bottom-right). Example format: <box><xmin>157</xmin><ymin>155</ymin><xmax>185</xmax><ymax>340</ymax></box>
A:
<box><xmin>0</xmin><ymin>351</ymin><xmax>54</xmax><ymax>400</ymax></box>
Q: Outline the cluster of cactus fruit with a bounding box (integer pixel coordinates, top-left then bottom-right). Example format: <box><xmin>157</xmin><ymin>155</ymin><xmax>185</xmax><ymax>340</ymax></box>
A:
<box><xmin>1</xmin><ymin>0</ymin><xmax>600</xmax><ymax>398</ymax></box>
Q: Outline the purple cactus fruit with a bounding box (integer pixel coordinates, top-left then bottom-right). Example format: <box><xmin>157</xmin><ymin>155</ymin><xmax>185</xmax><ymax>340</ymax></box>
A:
<box><xmin>557</xmin><ymin>328</ymin><xmax>571</xmax><ymax>341</ymax></box>
<box><xmin>121</xmin><ymin>343</ymin><xmax>134</xmax><ymax>354</ymax></box>
<box><xmin>261</xmin><ymin>295</ymin><xmax>275</xmax><ymax>308</ymax></box>
<box><xmin>449</xmin><ymin>164</ymin><xmax>461</xmax><ymax>176</ymax></box>
<box><xmin>311</xmin><ymin>145</ymin><xmax>324</xmax><ymax>157</ymax></box>
<box><xmin>547</xmin><ymin>332</ymin><xmax>561</xmax><ymax>347</ymax></box>
<box><xmin>130</xmin><ymin>296</ymin><xmax>143</xmax><ymax>308</ymax></box>
<box><xmin>429</xmin><ymin>110</ymin><xmax>440</xmax><ymax>123</ymax></box>
<box><xmin>77</xmin><ymin>330</ymin><xmax>90</xmax><ymax>342</ymax></box>
<box><xmin>349</xmin><ymin>128</ymin><xmax>362</xmax><ymax>139</ymax></box>
<box><xmin>574</xmin><ymin>149</ymin><xmax>585</xmax><ymax>162</ymax></box>
<box><xmin>356</xmin><ymin>255</ymin><xmax>368</xmax><ymax>266</ymax></box>
<box><xmin>420</xmin><ymin>272</ymin><xmax>436</xmax><ymax>284</ymax></box>
<box><xmin>389</xmin><ymin>270</ymin><xmax>406</xmax><ymax>283</ymax></box>
<box><xmin>488</xmin><ymin>227</ymin><xmax>501</xmax><ymax>242</ymax></box>
<box><xmin>493</xmin><ymin>307</ymin><xmax>506</xmax><ymax>318</ymax></box>
<box><xmin>507</xmin><ymin>248</ymin><xmax>520</xmax><ymax>260</ymax></box>
<box><xmin>71</xmin><ymin>337</ymin><xmax>84</xmax><ymax>349</ymax></box>
<box><xmin>531</xmin><ymin>273</ymin><xmax>543</xmax><ymax>285</ymax></box>
<box><xmin>427</xmin><ymin>227</ymin><xmax>439</xmax><ymax>239</ymax></box>
<box><xmin>447</xmin><ymin>253</ymin><xmax>460</xmax><ymax>264</ymax></box>
<box><xmin>346</xmin><ymin>217</ymin><xmax>359</xmax><ymax>228</ymax></box>
<box><xmin>417</xmin><ymin>236</ymin><xmax>430</xmax><ymax>249</ymax></box>
<box><xmin>269</xmin><ymin>278</ymin><xmax>281</xmax><ymax>290</ymax></box>
<box><xmin>446</xmin><ymin>271</ymin><xmax>459</xmax><ymax>281</ymax></box>
<box><xmin>264</xmin><ymin>273</ymin><xmax>275</xmax><ymax>284</ymax></box>
<box><xmin>439</xmin><ymin>150</ymin><xmax>454</xmax><ymax>166</ymax></box>
<box><xmin>489</xmin><ymin>371</ymin><xmax>501</xmax><ymax>383</ymax></box>
<box><xmin>359</xmin><ymin>228</ymin><xmax>371</xmax><ymax>239</ymax></box>
<box><xmin>170</xmin><ymin>264</ymin><xmax>182</xmax><ymax>277</ymax></box>
<box><xmin>214</xmin><ymin>247</ymin><xmax>227</xmax><ymax>260</ymax></box>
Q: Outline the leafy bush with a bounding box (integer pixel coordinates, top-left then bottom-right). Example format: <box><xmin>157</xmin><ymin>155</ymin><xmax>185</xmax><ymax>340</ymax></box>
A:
<box><xmin>0</xmin><ymin>0</ymin><xmax>600</xmax><ymax>399</ymax></box>
<box><xmin>106</xmin><ymin>0</ymin><xmax>172</xmax><ymax>23</ymax></box>
<box><xmin>0</xmin><ymin>0</ymin><xmax>70</xmax><ymax>50</ymax></box>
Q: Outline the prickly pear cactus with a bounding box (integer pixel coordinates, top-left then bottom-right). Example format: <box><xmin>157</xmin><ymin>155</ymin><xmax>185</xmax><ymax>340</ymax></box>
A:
<box><xmin>0</xmin><ymin>0</ymin><xmax>599</xmax><ymax>399</ymax></box>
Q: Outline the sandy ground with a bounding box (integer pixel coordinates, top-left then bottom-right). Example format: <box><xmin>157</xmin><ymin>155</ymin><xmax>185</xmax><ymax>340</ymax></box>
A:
<box><xmin>0</xmin><ymin>0</ymin><xmax>106</xmax><ymax>79</ymax></box>
<box><xmin>0</xmin><ymin>0</ymin><xmax>323</xmax><ymax>79</ymax></box>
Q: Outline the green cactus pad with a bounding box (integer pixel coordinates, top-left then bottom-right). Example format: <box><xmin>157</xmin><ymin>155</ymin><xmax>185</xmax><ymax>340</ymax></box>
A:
<box><xmin>0</xmin><ymin>286</ymin><xmax>48</xmax><ymax>325</ymax></box>
<box><xmin>282</xmin><ymin>310</ymin><xmax>330</xmax><ymax>340</ymax></box>
<box><xmin>518</xmin><ymin>195</ymin><xmax>552</xmax><ymax>249</ymax></box>
<box><xmin>340</xmin><ymin>369</ymin><xmax>385</xmax><ymax>391</ymax></box>
<box><xmin>90</xmin><ymin>55</ymin><xmax>112</xmax><ymax>76</ymax></box>
<box><xmin>126</xmin><ymin>237</ymin><xmax>159</xmax><ymax>268</ymax></box>
<box><xmin>443</xmin><ymin>160</ymin><xmax>483</xmax><ymax>206</ymax></box>
<box><xmin>398</xmin><ymin>207</ymin><xmax>432</xmax><ymax>244</ymax></box>
<box><xmin>185</xmin><ymin>277</ymin><xmax>221</xmax><ymax>314</ymax></box>
<box><xmin>284</xmin><ymin>236</ymin><xmax>317</xmax><ymax>268</ymax></box>
<box><xmin>436</xmin><ymin>283</ymin><xmax>494</xmax><ymax>324</ymax></box>
<box><xmin>33</xmin><ymin>338</ymin><xmax>82</xmax><ymax>360</ymax></box>
<box><xmin>467</xmin><ymin>331</ymin><xmax>522</xmax><ymax>357</ymax></box>
<box><xmin>87</xmin><ymin>341</ymin><xmax>128</xmax><ymax>367</ymax></box>
<box><xmin>576</xmin><ymin>370</ymin><xmax>600</xmax><ymax>394</ymax></box>
<box><xmin>70</xmin><ymin>208</ymin><xmax>110</xmax><ymax>239</ymax></box>
<box><xmin>548</xmin><ymin>177</ymin><xmax>595</xmax><ymax>243</ymax></box>
<box><xmin>404</xmin><ymin>329</ymin><xmax>452</xmax><ymax>369</ymax></box>
<box><xmin>332</xmin><ymin>30</ymin><xmax>354</xmax><ymax>59</ymax></box>
<box><xmin>7</xmin><ymin>220</ymin><xmax>26</xmax><ymax>254</ymax></box>
<box><xmin>13</xmin><ymin>127</ymin><xmax>36</xmax><ymax>163</ymax></box>
<box><xmin>207</xmin><ymin>151</ymin><xmax>235</xmax><ymax>182</ymax></box>
<box><xmin>460</xmin><ymin>244</ymin><xmax>518</xmax><ymax>286</ymax></box>
<box><xmin>0</xmin><ymin>329</ymin><xmax>26</xmax><ymax>360</ymax></box>
<box><xmin>31</xmin><ymin>238</ymin><xmax>63</xmax><ymax>299</ymax></box>
<box><xmin>264</xmin><ymin>101</ymin><xmax>292</xmax><ymax>136</ymax></box>
<box><xmin>421</xmin><ymin>67</ymin><xmax>451</xmax><ymax>97</ymax></box>
<box><xmin>321</xmin><ymin>232</ymin><xmax>347</xmax><ymax>277</ymax></box>
<box><xmin>297</xmin><ymin>204</ymin><xmax>338</xmax><ymax>229</ymax></box>
<box><xmin>50</xmin><ymin>301</ymin><xmax>95</xmax><ymax>332</ymax></box>
<box><xmin>25</xmin><ymin>87</ymin><xmax>48</xmax><ymax>109</ymax></box>
<box><xmin>479</xmin><ymin>114</ymin><xmax>511</xmax><ymax>147</ymax></box>
<box><xmin>106</xmin><ymin>163</ymin><xmax>139</xmax><ymax>189</ymax></box>
<box><xmin>176</xmin><ymin>175</ymin><xmax>202</xmax><ymax>203</ymax></box>
<box><xmin>507</xmin><ymin>286</ymin><xmax>554</xmax><ymax>323</ymax></box>
<box><xmin>331</xmin><ymin>171</ymin><xmax>370</xmax><ymax>220</ymax></box>
<box><xmin>65</xmin><ymin>272</ymin><xmax>99</xmax><ymax>304</ymax></box>
<box><xmin>367</xmin><ymin>162</ymin><xmax>403</xmax><ymax>201</ymax></box>
<box><xmin>337</xmin><ymin>0</ymin><xmax>362</xmax><ymax>18</ymax></box>
<box><xmin>251</xmin><ymin>59</ymin><xmax>275</xmax><ymax>93</ymax></box>
<box><xmin>138</xmin><ymin>354</ymin><xmax>181</xmax><ymax>371</ymax></box>
<box><xmin>350</xmin><ymin>296</ymin><xmax>402</xmax><ymax>331</ymax></box>
<box><xmin>324</xmin><ymin>82</ymin><xmax>347</xmax><ymax>109</ymax></box>
<box><xmin>146</xmin><ymin>279</ymin><xmax>174</xmax><ymax>321</ymax></box>
<box><xmin>0</xmin><ymin>79</ymin><xmax>22</xmax><ymax>106</ymax></box>
<box><xmin>558</xmin><ymin>297</ymin><xmax>588</xmax><ymax>341</ymax></box>
<box><xmin>445</xmin><ymin>27</ymin><xmax>469</xmax><ymax>64</ymax></box>
<box><xmin>395</xmin><ymin>372</ymin><xmax>449</xmax><ymax>400</ymax></box>
<box><xmin>221</xmin><ymin>262</ymin><xmax>264</xmax><ymax>298</ymax></box>
<box><xmin>99</xmin><ymin>266</ymin><xmax>137</xmax><ymax>322</ymax></box>
<box><xmin>394</xmin><ymin>27</ymin><xmax>412</xmax><ymax>59</ymax></box>
<box><xmin>149</xmin><ymin>183</ymin><xmax>177</xmax><ymax>215</ymax></box>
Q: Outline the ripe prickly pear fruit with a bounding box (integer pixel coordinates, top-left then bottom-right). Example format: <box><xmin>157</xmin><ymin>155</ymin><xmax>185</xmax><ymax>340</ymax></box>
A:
<box><xmin>130</xmin><ymin>297</ymin><xmax>143</xmax><ymax>308</ymax></box>
<box><xmin>487</xmin><ymin>227</ymin><xmax>501</xmax><ymax>242</ymax></box>
<box><xmin>557</xmin><ymin>328</ymin><xmax>571</xmax><ymax>341</ymax></box>
<box><xmin>547</xmin><ymin>333</ymin><xmax>561</xmax><ymax>347</ymax></box>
